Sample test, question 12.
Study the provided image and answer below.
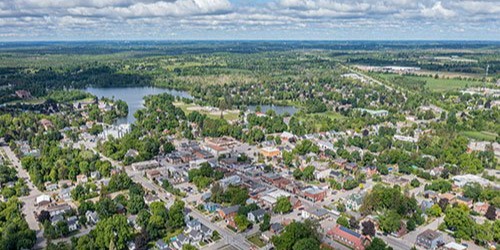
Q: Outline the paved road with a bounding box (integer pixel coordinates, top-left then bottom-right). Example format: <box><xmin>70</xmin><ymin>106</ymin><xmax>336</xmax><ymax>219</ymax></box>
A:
<box><xmin>1</xmin><ymin>145</ymin><xmax>46</xmax><ymax>249</ymax></box>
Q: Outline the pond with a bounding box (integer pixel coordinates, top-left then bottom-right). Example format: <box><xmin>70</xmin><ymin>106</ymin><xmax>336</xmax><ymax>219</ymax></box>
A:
<box><xmin>86</xmin><ymin>87</ymin><xmax>192</xmax><ymax>124</ymax></box>
<box><xmin>247</xmin><ymin>104</ymin><xmax>299</xmax><ymax>116</ymax></box>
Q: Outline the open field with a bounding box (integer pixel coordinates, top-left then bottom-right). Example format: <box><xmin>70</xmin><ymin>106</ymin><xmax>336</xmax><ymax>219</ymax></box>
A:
<box><xmin>173</xmin><ymin>102</ymin><xmax>240</xmax><ymax>121</ymax></box>
<box><xmin>461</xmin><ymin>131</ymin><xmax>498</xmax><ymax>142</ymax></box>
<box><xmin>376</xmin><ymin>73</ymin><xmax>484</xmax><ymax>92</ymax></box>
<box><xmin>247</xmin><ymin>234</ymin><xmax>266</xmax><ymax>247</ymax></box>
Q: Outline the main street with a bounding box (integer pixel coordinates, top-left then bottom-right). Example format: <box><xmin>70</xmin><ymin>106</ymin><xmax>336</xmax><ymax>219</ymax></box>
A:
<box><xmin>78</xmin><ymin>137</ymin><xmax>252</xmax><ymax>250</ymax></box>
<box><xmin>0</xmin><ymin>145</ymin><xmax>46</xmax><ymax>249</ymax></box>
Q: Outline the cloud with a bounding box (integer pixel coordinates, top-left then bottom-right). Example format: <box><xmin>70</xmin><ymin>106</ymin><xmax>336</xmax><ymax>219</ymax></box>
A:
<box><xmin>0</xmin><ymin>0</ymin><xmax>498</xmax><ymax>40</ymax></box>
<box><xmin>420</xmin><ymin>1</ymin><xmax>456</xmax><ymax>18</ymax></box>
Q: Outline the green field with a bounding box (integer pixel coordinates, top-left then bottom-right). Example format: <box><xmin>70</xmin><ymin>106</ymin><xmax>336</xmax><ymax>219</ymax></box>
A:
<box><xmin>376</xmin><ymin>73</ymin><xmax>483</xmax><ymax>92</ymax></box>
<box><xmin>461</xmin><ymin>131</ymin><xmax>498</xmax><ymax>142</ymax></box>
<box><xmin>247</xmin><ymin>234</ymin><xmax>266</xmax><ymax>247</ymax></box>
<box><xmin>173</xmin><ymin>102</ymin><xmax>240</xmax><ymax>121</ymax></box>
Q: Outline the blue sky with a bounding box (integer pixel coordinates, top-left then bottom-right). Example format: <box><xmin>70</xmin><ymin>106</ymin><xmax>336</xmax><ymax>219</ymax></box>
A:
<box><xmin>0</xmin><ymin>0</ymin><xmax>499</xmax><ymax>41</ymax></box>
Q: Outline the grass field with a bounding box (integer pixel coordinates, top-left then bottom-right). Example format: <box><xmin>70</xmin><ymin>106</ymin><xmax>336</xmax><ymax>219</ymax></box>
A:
<box><xmin>173</xmin><ymin>102</ymin><xmax>240</xmax><ymax>121</ymax></box>
<box><xmin>375</xmin><ymin>73</ymin><xmax>483</xmax><ymax>92</ymax></box>
<box><xmin>461</xmin><ymin>131</ymin><xmax>498</xmax><ymax>142</ymax></box>
<box><xmin>247</xmin><ymin>234</ymin><xmax>266</xmax><ymax>247</ymax></box>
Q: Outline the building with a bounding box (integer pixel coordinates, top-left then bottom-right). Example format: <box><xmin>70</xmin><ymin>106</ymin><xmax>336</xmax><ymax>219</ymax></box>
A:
<box><xmin>15</xmin><ymin>90</ymin><xmax>32</xmax><ymax>99</ymax></box>
<box><xmin>67</xmin><ymin>216</ymin><xmax>79</xmax><ymax>232</ymax></box>
<box><xmin>218</xmin><ymin>205</ymin><xmax>240</xmax><ymax>220</ymax></box>
<box><xmin>356</xmin><ymin>108</ymin><xmax>389</xmax><ymax>117</ymax></box>
<box><xmin>416</xmin><ymin>229</ymin><xmax>443</xmax><ymax>250</ymax></box>
<box><xmin>219</xmin><ymin>175</ymin><xmax>242</xmax><ymax>189</ymax></box>
<box><xmin>443</xmin><ymin>242</ymin><xmax>467</xmax><ymax>250</ymax></box>
<box><xmin>280</xmin><ymin>132</ymin><xmax>295</xmax><ymax>142</ymax></box>
<box><xmin>302</xmin><ymin>187</ymin><xmax>327</xmax><ymax>202</ymax></box>
<box><xmin>248</xmin><ymin>209</ymin><xmax>266</xmax><ymax>223</ymax></box>
<box><xmin>327</xmin><ymin>225</ymin><xmax>369</xmax><ymax>250</ymax></box>
<box><xmin>302</xmin><ymin>207</ymin><xmax>329</xmax><ymax>220</ymax></box>
<box><xmin>36</xmin><ymin>194</ymin><xmax>51</xmax><ymax>206</ymax></box>
<box><xmin>144</xmin><ymin>194</ymin><xmax>161</xmax><ymax>205</ymax></box>
<box><xmin>131</xmin><ymin>160</ymin><xmax>160</xmax><ymax>171</ymax></box>
<box><xmin>76</xmin><ymin>174</ymin><xmax>88</xmax><ymax>184</ymax></box>
<box><xmin>86</xmin><ymin>210</ymin><xmax>99</xmax><ymax>224</ymax></box>
<box><xmin>260</xmin><ymin>147</ymin><xmax>281</xmax><ymax>158</ymax></box>
<box><xmin>473</xmin><ymin>202</ymin><xmax>489</xmax><ymax>215</ymax></box>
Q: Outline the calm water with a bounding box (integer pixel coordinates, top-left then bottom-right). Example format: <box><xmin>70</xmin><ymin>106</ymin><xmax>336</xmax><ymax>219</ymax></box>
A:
<box><xmin>248</xmin><ymin>104</ymin><xmax>298</xmax><ymax>115</ymax></box>
<box><xmin>86</xmin><ymin>87</ymin><xmax>192</xmax><ymax>124</ymax></box>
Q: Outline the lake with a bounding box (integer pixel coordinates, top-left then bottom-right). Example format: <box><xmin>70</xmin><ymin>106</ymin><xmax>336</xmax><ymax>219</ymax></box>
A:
<box><xmin>248</xmin><ymin>104</ymin><xmax>298</xmax><ymax>116</ymax></box>
<box><xmin>86</xmin><ymin>87</ymin><xmax>193</xmax><ymax>124</ymax></box>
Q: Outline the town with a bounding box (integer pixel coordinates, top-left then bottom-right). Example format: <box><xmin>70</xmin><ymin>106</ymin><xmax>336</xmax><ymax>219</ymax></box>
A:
<box><xmin>0</xmin><ymin>41</ymin><xmax>498</xmax><ymax>250</ymax></box>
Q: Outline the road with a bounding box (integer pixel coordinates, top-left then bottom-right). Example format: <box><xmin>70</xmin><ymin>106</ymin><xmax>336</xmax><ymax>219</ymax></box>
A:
<box><xmin>78</xmin><ymin>138</ymin><xmax>252</xmax><ymax>250</ymax></box>
<box><xmin>0</xmin><ymin>145</ymin><xmax>47</xmax><ymax>249</ymax></box>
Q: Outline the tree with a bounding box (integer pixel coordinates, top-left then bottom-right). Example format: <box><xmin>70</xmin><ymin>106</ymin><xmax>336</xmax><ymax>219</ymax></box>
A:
<box><xmin>127</xmin><ymin>195</ymin><xmax>145</xmax><ymax>215</ymax></box>
<box><xmin>271</xmin><ymin>221</ymin><xmax>321</xmax><ymax>250</ymax></box>
<box><xmin>410</xmin><ymin>179</ymin><xmax>420</xmax><ymax>188</ymax></box>
<box><xmin>37</xmin><ymin>210</ymin><xmax>50</xmax><ymax>223</ymax></box>
<box><xmin>485</xmin><ymin>205</ymin><xmax>496</xmax><ymax>220</ymax></box>
<box><xmin>292</xmin><ymin>238</ymin><xmax>320</xmax><ymax>250</ymax></box>
<box><xmin>463</xmin><ymin>182</ymin><xmax>483</xmax><ymax>202</ymax></box>
<box><xmin>92</xmin><ymin>214</ymin><xmax>133</xmax><ymax>250</ymax></box>
<box><xmin>182</xmin><ymin>244</ymin><xmax>197</xmax><ymax>250</ymax></box>
<box><xmin>349</xmin><ymin>217</ymin><xmax>359</xmax><ymax>230</ymax></box>
<box><xmin>379</xmin><ymin>210</ymin><xmax>401</xmax><ymax>233</ymax></box>
<box><xmin>427</xmin><ymin>204</ymin><xmax>442</xmax><ymax>217</ymax></box>
<box><xmin>362</xmin><ymin>220</ymin><xmax>376</xmax><ymax>237</ymax></box>
<box><xmin>274</xmin><ymin>196</ymin><xmax>292</xmax><ymax>214</ymax></box>
<box><xmin>443</xmin><ymin>205</ymin><xmax>474</xmax><ymax>240</ymax></box>
<box><xmin>260</xmin><ymin>213</ymin><xmax>271</xmax><ymax>232</ymax></box>
<box><xmin>336</xmin><ymin>216</ymin><xmax>349</xmax><ymax>228</ymax></box>
<box><xmin>234</xmin><ymin>214</ymin><xmax>251</xmax><ymax>231</ymax></box>
<box><xmin>366</xmin><ymin>238</ymin><xmax>392</xmax><ymax>250</ymax></box>
<box><xmin>406</xmin><ymin>218</ymin><xmax>416</xmax><ymax>231</ymax></box>
<box><xmin>169</xmin><ymin>199</ymin><xmax>186</xmax><ymax>230</ymax></box>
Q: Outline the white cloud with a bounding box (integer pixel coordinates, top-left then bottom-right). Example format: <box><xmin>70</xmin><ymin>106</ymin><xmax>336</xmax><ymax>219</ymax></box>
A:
<box><xmin>420</xmin><ymin>1</ymin><xmax>456</xmax><ymax>18</ymax></box>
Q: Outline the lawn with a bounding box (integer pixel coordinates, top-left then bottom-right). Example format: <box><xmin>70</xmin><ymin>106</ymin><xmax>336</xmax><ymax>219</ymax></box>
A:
<box><xmin>460</xmin><ymin>131</ymin><xmax>498</xmax><ymax>142</ymax></box>
<box><xmin>173</xmin><ymin>102</ymin><xmax>240</xmax><ymax>121</ymax></box>
<box><xmin>247</xmin><ymin>234</ymin><xmax>266</xmax><ymax>247</ymax></box>
<box><xmin>374</xmin><ymin>73</ymin><xmax>483</xmax><ymax>92</ymax></box>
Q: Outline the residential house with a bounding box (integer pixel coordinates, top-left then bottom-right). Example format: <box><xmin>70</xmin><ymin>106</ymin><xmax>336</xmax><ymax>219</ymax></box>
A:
<box><xmin>218</xmin><ymin>205</ymin><xmax>240</xmax><ymax>221</ymax></box>
<box><xmin>45</xmin><ymin>182</ymin><xmax>58</xmax><ymax>192</ymax></box>
<box><xmin>155</xmin><ymin>239</ymin><xmax>170</xmax><ymax>250</ymax></box>
<box><xmin>76</xmin><ymin>174</ymin><xmax>88</xmax><ymax>184</ymax></box>
<box><xmin>35</xmin><ymin>194</ymin><xmax>51</xmax><ymax>206</ymax></box>
<box><xmin>204</xmin><ymin>202</ymin><xmax>220</xmax><ymax>213</ymax></box>
<box><xmin>67</xmin><ymin>216</ymin><xmax>79</xmax><ymax>232</ymax></box>
<box><xmin>260</xmin><ymin>147</ymin><xmax>281</xmax><ymax>158</ymax></box>
<box><xmin>144</xmin><ymin>194</ymin><xmax>161</xmax><ymax>205</ymax></box>
<box><xmin>416</xmin><ymin>229</ymin><xmax>444</xmax><ymax>250</ymax></box>
<box><xmin>327</xmin><ymin>225</ymin><xmax>370</xmax><ymax>250</ymax></box>
<box><xmin>455</xmin><ymin>196</ymin><xmax>473</xmax><ymax>208</ymax></box>
<box><xmin>302</xmin><ymin>187</ymin><xmax>327</xmax><ymax>202</ymax></box>
<box><xmin>59</xmin><ymin>187</ymin><xmax>72</xmax><ymax>201</ymax></box>
<box><xmin>171</xmin><ymin>233</ymin><xmax>190</xmax><ymax>249</ymax></box>
<box><xmin>443</xmin><ymin>242</ymin><xmax>467</xmax><ymax>250</ymax></box>
<box><xmin>90</xmin><ymin>171</ymin><xmax>101</xmax><ymax>180</ymax></box>
<box><xmin>345</xmin><ymin>193</ymin><xmax>365</xmax><ymax>211</ymax></box>
<box><xmin>86</xmin><ymin>210</ymin><xmax>99</xmax><ymax>224</ymax></box>
<box><xmin>248</xmin><ymin>209</ymin><xmax>266</xmax><ymax>223</ymax></box>
<box><xmin>473</xmin><ymin>202</ymin><xmax>489</xmax><ymax>215</ymax></box>
<box><xmin>45</xmin><ymin>203</ymin><xmax>72</xmax><ymax>217</ymax></box>
<box><xmin>302</xmin><ymin>207</ymin><xmax>330</xmax><ymax>220</ymax></box>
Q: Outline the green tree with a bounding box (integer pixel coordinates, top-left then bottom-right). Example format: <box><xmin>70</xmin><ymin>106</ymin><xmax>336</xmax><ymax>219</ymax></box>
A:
<box><xmin>366</xmin><ymin>238</ymin><xmax>392</xmax><ymax>250</ymax></box>
<box><xmin>92</xmin><ymin>214</ymin><xmax>133</xmax><ymax>250</ymax></box>
<box><xmin>273</xmin><ymin>196</ymin><xmax>292</xmax><ymax>214</ymax></box>
<box><xmin>336</xmin><ymin>216</ymin><xmax>349</xmax><ymax>228</ymax></box>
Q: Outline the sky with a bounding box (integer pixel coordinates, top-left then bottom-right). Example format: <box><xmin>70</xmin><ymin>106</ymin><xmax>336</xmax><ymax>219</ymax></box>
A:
<box><xmin>0</xmin><ymin>0</ymin><xmax>499</xmax><ymax>41</ymax></box>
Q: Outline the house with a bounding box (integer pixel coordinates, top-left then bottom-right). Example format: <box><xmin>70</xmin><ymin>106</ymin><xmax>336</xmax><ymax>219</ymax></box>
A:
<box><xmin>144</xmin><ymin>194</ymin><xmax>161</xmax><ymax>205</ymax></box>
<box><xmin>86</xmin><ymin>210</ymin><xmax>99</xmax><ymax>224</ymax></box>
<box><xmin>280</xmin><ymin>132</ymin><xmax>295</xmax><ymax>142</ymax></box>
<box><xmin>125</xmin><ymin>149</ymin><xmax>139</xmax><ymax>159</ymax></box>
<box><xmin>40</xmin><ymin>119</ymin><xmax>54</xmax><ymax>130</ymax></box>
<box><xmin>314</xmin><ymin>168</ymin><xmax>331</xmax><ymax>181</ymax></box>
<box><xmin>15</xmin><ymin>90</ymin><xmax>32</xmax><ymax>99</ymax></box>
<box><xmin>45</xmin><ymin>182</ymin><xmax>58</xmax><ymax>192</ymax></box>
<box><xmin>45</xmin><ymin>203</ymin><xmax>72</xmax><ymax>217</ymax></box>
<box><xmin>218</xmin><ymin>205</ymin><xmax>240</xmax><ymax>220</ymax></box>
<box><xmin>270</xmin><ymin>223</ymin><xmax>284</xmax><ymax>234</ymax></box>
<box><xmin>59</xmin><ymin>187</ymin><xmax>72</xmax><ymax>201</ymax></box>
<box><xmin>302</xmin><ymin>187</ymin><xmax>326</xmax><ymax>202</ymax></box>
<box><xmin>67</xmin><ymin>216</ymin><xmax>79</xmax><ymax>231</ymax></box>
<box><xmin>90</xmin><ymin>171</ymin><xmax>101</xmax><ymax>180</ymax></box>
<box><xmin>347</xmin><ymin>193</ymin><xmax>366</xmax><ymax>211</ymax></box>
<box><xmin>76</xmin><ymin>174</ymin><xmax>88</xmax><ymax>184</ymax></box>
<box><xmin>36</xmin><ymin>194</ymin><xmax>51</xmax><ymax>206</ymax></box>
<box><xmin>146</xmin><ymin>169</ymin><xmax>162</xmax><ymax>180</ymax></box>
<box><xmin>204</xmin><ymin>202</ymin><xmax>220</xmax><ymax>213</ymax></box>
<box><xmin>51</xmin><ymin>214</ymin><xmax>64</xmax><ymax>226</ymax></box>
<box><xmin>420</xmin><ymin>200</ymin><xmax>435</xmax><ymax>212</ymax></box>
<box><xmin>443</xmin><ymin>242</ymin><xmax>467</xmax><ymax>250</ymax></box>
<box><xmin>455</xmin><ymin>196</ymin><xmax>473</xmax><ymax>208</ymax></box>
<box><xmin>248</xmin><ymin>209</ymin><xmax>266</xmax><ymax>223</ymax></box>
<box><xmin>131</xmin><ymin>160</ymin><xmax>159</xmax><ymax>171</ymax></box>
<box><xmin>327</xmin><ymin>225</ymin><xmax>370</xmax><ymax>250</ymax></box>
<box><xmin>416</xmin><ymin>229</ymin><xmax>443</xmax><ymax>250</ymax></box>
<box><xmin>155</xmin><ymin>239</ymin><xmax>170</xmax><ymax>250</ymax></box>
<box><xmin>171</xmin><ymin>233</ymin><xmax>190</xmax><ymax>249</ymax></box>
<box><xmin>473</xmin><ymin>202</ymin><xmax>489</xmax><ymax>215</ymax></box>
<box><xmin>260</xmin><ymin>147</ymin><xmax>281</xmax><ymax>158</ymax></box>
<box><xmin>302</xmin><ymin>207</ymin><xmax>330</xmax><ymax>220</ymax></box>
<box><xmin>219</xmin><ymin>175</ymin><xmax>242</xmax><ymax>188</ymax></box>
